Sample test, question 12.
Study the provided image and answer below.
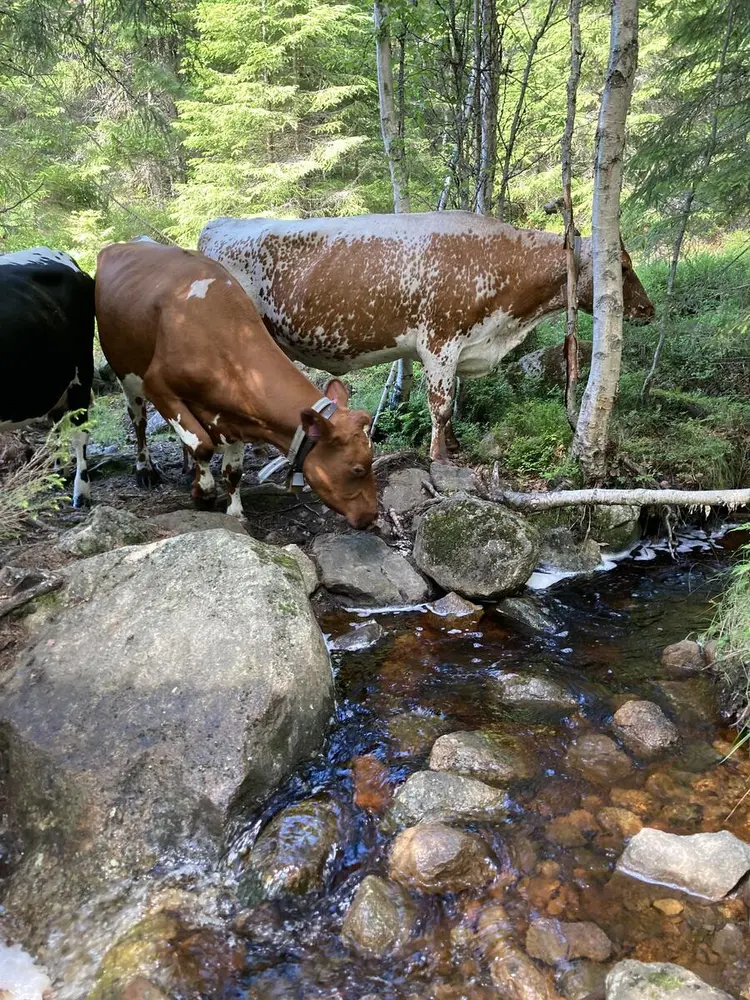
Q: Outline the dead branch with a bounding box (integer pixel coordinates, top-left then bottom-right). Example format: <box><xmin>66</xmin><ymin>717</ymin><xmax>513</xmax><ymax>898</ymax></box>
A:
<box><xmin>0</xmin><ymin>575</ymin><xmax>62</xmax><ymax>621</ymax></box>
<box><xmin>490</xmin><ymin>487</ymin><xmax>750</xmax><ymax>512</ymax></box>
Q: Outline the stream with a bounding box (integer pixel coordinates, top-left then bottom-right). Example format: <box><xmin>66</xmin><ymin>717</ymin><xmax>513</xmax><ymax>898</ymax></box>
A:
<box><xmin>230</xmin><ymin>532</ymin><xmax>750</xmax><ymax>1000</ymax></box>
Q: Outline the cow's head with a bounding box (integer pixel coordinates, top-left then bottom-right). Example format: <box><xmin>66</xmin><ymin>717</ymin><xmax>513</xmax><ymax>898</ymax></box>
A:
<box><xmin>301</xmin><ymin>379</ymin><xmax>377</xmax><ymax>529</ymax></box>
<box><xmin>575</xmin><ymin>242</ymin><xmax>655</xmax><ymax>324</ymax></box>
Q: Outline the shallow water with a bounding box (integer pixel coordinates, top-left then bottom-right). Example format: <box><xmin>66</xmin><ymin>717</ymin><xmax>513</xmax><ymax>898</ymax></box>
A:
<box><xmin>232</xmin><ymin>534</ymin><xmax>750</xmax><ymax>1000</ymax></box>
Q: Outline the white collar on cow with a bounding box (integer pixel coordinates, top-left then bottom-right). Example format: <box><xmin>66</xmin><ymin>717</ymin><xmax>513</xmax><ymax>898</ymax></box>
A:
<box><xmin>257</xmin><ymin>396</ymin><xmax>338</xmax><ymax>490</ymax></box>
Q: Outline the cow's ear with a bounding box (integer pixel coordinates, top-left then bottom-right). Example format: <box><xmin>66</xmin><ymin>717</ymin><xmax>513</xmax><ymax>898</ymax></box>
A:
<box><xmin>324</xmin><ymin>378</ymin><xmax>350</xmax><ymax>408</ymax></box>
<box><xmin>301</xmin><ymin>407</ymin><xmax>331</xmax><ymax>439</ymax></box>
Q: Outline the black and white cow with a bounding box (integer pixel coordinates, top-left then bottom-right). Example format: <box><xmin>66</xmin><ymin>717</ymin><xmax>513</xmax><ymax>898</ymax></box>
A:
<box><xmin>0</xmin><ymin>247</ymin><xmax>96</xmax><ymax>507</ymax></box>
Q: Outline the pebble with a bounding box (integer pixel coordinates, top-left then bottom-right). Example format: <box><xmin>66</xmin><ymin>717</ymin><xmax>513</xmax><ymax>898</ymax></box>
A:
<box><xmin>653</xmin><ymin>898</ymin><xmax>684</xmax><ymax>915</ymax></box>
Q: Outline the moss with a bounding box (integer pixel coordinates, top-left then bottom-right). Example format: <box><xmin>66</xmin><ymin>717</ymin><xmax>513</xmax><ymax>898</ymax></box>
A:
<box><xmin>644</xmin><ymin>970</ymin><xmax>685</xmax><ymax>990</ymax></box>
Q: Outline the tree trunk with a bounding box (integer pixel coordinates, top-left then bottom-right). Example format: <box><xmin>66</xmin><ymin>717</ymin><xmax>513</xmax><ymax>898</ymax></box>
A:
<box><xmin>641</xmin><ymin>0</ymin><xmax>735</xmax><ymax>404</ymax></box>
<box><xmin>562</xmin><ymin>0</ymin><xmax>583</xmax><ymax>430</ymax></box>
<box><xmin>571</xmin><ymin>0</ymin><xmax>639</xmax><ymax>480</ymax></box>
<box><xmin>496</xmin><ymin>0</ymin><xmax>559</xmax><ymax>221</ymax></box>
<box><xmin>475</xmin><ymin>0</ymin><xmax>500</xmax><ymax>215</ymax></box>
<box><xmin>374</xmin><ymin>1</ymin><xmax>411</xmax><ymax>213</ymax></box>
<box><xmin>490</xmin><ymin>485</ymin><xmax>750</xmax><ymax>512</ymax></box>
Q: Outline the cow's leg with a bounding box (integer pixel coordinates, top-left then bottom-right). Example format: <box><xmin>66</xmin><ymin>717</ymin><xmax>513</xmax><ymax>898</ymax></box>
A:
<box><xmin>121</xmin><ymin>374</ymin><xmax>161</xmax><ymax>488</ymax></box>
<box><xmin>422</xmin><ymin>358</ymin><xmax>457</xmax><ymax>462</ymax></box>
<box><xmin>221</xmin><ymin>441</ymin><xmax>245</xmax><ymax>517</ymax></box>
<box><xmin>65</xmin><ymin>377</ymin><xmax>93</xmax><ymax>509</ymax></box>
<box><xmin>144</xmin><ymin>389</ymin><xmax>216</xmax><ymax>508</ymax></box>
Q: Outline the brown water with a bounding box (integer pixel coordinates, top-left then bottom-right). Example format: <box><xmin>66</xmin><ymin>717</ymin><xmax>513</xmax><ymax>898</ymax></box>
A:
<box><xmin>234</xmin><ymin>542</ymin><xmax>750</xmax><ymax>1000</ymax></box>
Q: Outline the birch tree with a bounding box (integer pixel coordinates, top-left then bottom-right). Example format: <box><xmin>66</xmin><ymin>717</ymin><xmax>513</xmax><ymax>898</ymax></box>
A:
<box><xmin>561</xmin><ymin>0</ymin><xmax>583</xmax><ymax>429</ymax></box>
<box><xmin>571</xmin><ymin>0</ymin><xmax>639</xmax><ymax>480</ymax></box>
<box><xmin>475</xmin><ymin>0</ymin><xmax>501</xmax><ymax>215</ymax></box>
<box><xmin>374</xmin><ymin>1</ymin><xmax>412</xmax><ymax>404</ymax></box>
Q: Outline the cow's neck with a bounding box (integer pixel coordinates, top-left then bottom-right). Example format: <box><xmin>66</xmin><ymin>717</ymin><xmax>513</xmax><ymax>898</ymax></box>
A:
<box><xmin>501</xmin><ymin>234</ymin><xmax>569</xmax><ymax>323</ymax></box>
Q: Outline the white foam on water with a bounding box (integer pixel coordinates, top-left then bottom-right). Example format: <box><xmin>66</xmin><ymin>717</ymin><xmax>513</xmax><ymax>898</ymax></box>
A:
<box><xmin>0</xmin><ymin>942</ymin><xmax>51</xmax><ymax>999</ymax></box>
<box><xmin>525</xmin><ymin>568</ymin><xmax>579</xmax><ymax>591</ymax></box>
<box><xmin>344</xmin><ymin>603</ymin><xmax>428</xmax><ymax>616</ymax></box>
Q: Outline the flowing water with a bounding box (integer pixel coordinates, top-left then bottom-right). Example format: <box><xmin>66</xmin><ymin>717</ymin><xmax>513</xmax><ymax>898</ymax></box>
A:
<box><xmin>232</xmin><ymin>531</ymin><xmax>750</xmax><ymax>1000</ymax></box>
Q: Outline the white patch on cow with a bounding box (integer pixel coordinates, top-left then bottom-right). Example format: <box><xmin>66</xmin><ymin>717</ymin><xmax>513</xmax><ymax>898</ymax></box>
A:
<box><xmin>121</xmin><ymin>372</ymin><xmax>145</xmax><ymax>399</ymax></box>
<box><xmin>221</xmin><ymin>441</ymin><xmax>245</xmax><ymax>517</ymax></box>
<box><xmin>210</xmin><ymin>413</ymin><xmax>221</xmax><ymax>426</ymax></box>
<box><xmin>186</xmin><ymin>278</ymin><xmax>214</xmax><ymax>300</ymax></box>
<box><xmin>226</xmin><ymin>491</ymin><xmax>244</xmax><ymax>517</ymax></box>
<box><xmin>70</xmin><ymin>427</ymin><xmax>91</xmax><ymax>507</ymax></box>
<box><xmin>195</xmin><ymin>458</ymin><xmax>215</xmax><ymax>495</ymax></box>
<box><xmin>168</xmin><ymin>418</ymin><xmax>201</xmax><ymax>451</ymax></box>
<box><xmin>0</xmin><ymin>246</ymin><xmax>80</xmax><ymax>272</ymax></box>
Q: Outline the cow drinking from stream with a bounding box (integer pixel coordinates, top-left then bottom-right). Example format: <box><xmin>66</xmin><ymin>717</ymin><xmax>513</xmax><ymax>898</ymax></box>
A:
<box><xmin>95</xmin><ymin>241</ymin><xmax>377</xmax><ymax>528</ymax></box>
<box><xmin>198</xmin><ymin>211</ymin><xmax>655</xmax><ymax>460</ymax></box>
<box><xmin>0</xmin><ymin>247</ymin><xmax>95</xmax><ymax>507</ymax></box>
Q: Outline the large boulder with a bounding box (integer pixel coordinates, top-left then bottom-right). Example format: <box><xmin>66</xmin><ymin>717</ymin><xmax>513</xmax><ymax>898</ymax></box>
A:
<box><xmin>538</xmin><ymin>528</ymin><xmax>602</xmax><ymax>574</ymax></box>
<box><xmin>605</xmin><ymin>961</ymin><xmax>733</xmax><ymax>999</ymax></box>
<box><xmin>149</xmin><ymin>509</ymin><xmax>248</xmax><ymax>538</ymax></box>
<box><xmin>0</xmin><ymin>529</ymin><xmax>334</xmax><ymax>986</ymax></box>
<box><xmin>617</xmin><ymin>828</ymin><xmax>750</xmax><ymax>901</ymax></box>
<box><xmin>509</xmin><ymin>341</ymin><xmax>593</xmax><ymax>388</ymax></box>
<box><xmin>589</xmin><ymin>504</ymin><xmax>641</xmax><ymax>551</ymax></box>
<box><xmin>413</xmin><ymin>497</ymin><xmax>540</xmax><ymax>599</ymax></box>
<box><xmin>311</xmin><ymin>533</ymin><xmax>429</xmax><ymax>606</ymax></box>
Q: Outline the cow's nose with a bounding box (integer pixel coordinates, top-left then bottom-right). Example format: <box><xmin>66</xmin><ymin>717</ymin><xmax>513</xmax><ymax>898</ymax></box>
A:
<box><xmin>347</xmin><ymin>508</ymin><xmax>377</xmax><ymax>530</ymax></box>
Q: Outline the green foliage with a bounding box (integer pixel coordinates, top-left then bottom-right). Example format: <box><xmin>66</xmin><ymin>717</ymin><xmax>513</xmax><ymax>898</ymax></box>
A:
<box><xmin>0</xmin><ymin>438</ymin><xmax>66</xmax><ymax>539</ymax></box>
<box><xmin>707</xmin><ymin>541</ymin><xmax>750</xmax><ymax>725</ymax></box>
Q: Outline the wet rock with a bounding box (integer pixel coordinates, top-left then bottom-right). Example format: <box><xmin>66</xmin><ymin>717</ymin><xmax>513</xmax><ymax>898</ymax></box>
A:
<box><xmin>495</xmin><ymin>597</ymin><xmax>560</xmax><ymax>634</ymax></box>
<box><xmin>492</xmin><ymin>671</ymin><xmax>577</xmax><ymax>711</ymax></box>
<box><xmin>605</xmin><ymin>960</ymin><xmax>733</xmax><ymax>999</ymax></box>
<box><xmin>1</xmin><ymin>530</ymin><xmax>333</xmax><ymax>983</ymax></box>
<box><xmin>609</xmin><ymin>788</ymin><xmax>657</xmax><ymax>818</ymax></box>
<box><xmin>382</xmin><ymin>467</ymin><xmax>432</xmax><ymax>514</ymax></box>
<box><xmin>711</xmin><ymin>922</ymin><xmax>745</xmax><ymax>959</ymax></box>
<box><xmin>653</xmin><ymin>678</ymin><xmax>720</xmax><ymax>725</ymax></box>
<box><xmin>388</xmin><ymin>822</ymin><xmax>495</xmax><ymax>893</ymax></box>
<box><xmin>588</xmin><ymin>505</ymin><xmax>641</xmax><ymax>551</ymax></box>
<box><xmin>612</xmin><ymin>701</ymin><xmax>679</xmax><ymax>756</ymax></box>
<box><xmin>559</xmin><ymin>961</ymin><xmax>608</xmax><ymax>1000</ymax></box>
<box><xmin>564</xmin><ymin>735</ymin><xmax>633</xmax><ymax>785</ymax></box>
<box><xmin>546</xmin><ymin>810</ymin><xmax>600</xmax><ymax>848</ymax></box>
<box><xmin>429</xmin><ymin>730</ymin><xmax>539</xmax><ymax>785</ymax></box>
<box><xmin>413</xmin><ymin>497</ymin><xmax>540</xmax><ymax>600</ymax></box>
<box><xmin>617</xmin><ymin>828</ymin><xmax>750</xmax><ymax>901</ymax></box>
<box><xmin>526</xmin><ymin>918</ymin><xmax>613</xmax><ymax>965</ymax></box>
<box><xmin>57</xmin><ymin>504</ymin><xmax>156</xmax><ymax>556</ymax></box>
<box><xmin>149</xmin><ymin>509</ymin><xmax>248</xmax><ymax>537</ymax></box>
<box><xmin>653</xmin><ymin>899</ymin><xmax>683</xmax><ymax>916</ymax></box>
<box><xmin>341</xmin><ymin>875</ymin><xmax>415</xmax><ymax>956</ymax></box>
<box><xmin>281</xmin><ymin>544</ymin><xmax>318</xmax><ymax>595</ymax></box>
<box><xmin>387</xmin><ymin>712</ymin><xmax>451</xmax><ymax>757</ymax></box>
<box><xmin>352</xmin><ymin>754</ymin><xmax>392</xmax><ymax>813</ymax></box>
<box><xmin>660</xmin><ymin>640</ymin><xmax>705</xmax><ymax>678</ymax></box>
<box><xmin>311</xmin><ymin>533</ymin><xmax>429</xmax><ymax>606</ymax></box>
<box><xmin>427</xmin><ymin>592</ymin><xmax>484</xmax><ymax>619</ymax></box>
<box><xmin>329</xmin><ymin>620</ymin><xmax>385</xmax><ymax>652</ymax></box>
<box><xmin>487</xmin><ymin>938</ymin><xmax>564</xmax><ymax>1000</ymax></box>
<box><xmin>239</xmin><ymin>797</ymin><xmax>340</xmax><ymax>902</ymax></box>
<box><xmin>597</xmin><ymin>808</ymin><xmax>642</xmax><ymax>840</ymax></box>
<box><xmin>387</xmin><ymin>770</ymin><xmax>506</xmax><ymax>828</ymax></box>
<box><xmin>429</xmin><ymin>462</ymin><xmax>477</xmax><ymax>495</ymax></box>
<box><xmin>538</xmin><ymin>528</ymin><xmax>602</xmax><ymax>573</ymax></box>
<box><xmin>88</xmin><ymin>911</ymin><xmax>243</xmax><ymax>1000</ymax></box>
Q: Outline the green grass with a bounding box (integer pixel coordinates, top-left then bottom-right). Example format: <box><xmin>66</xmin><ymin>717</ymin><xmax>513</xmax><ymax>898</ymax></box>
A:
<box><xmin>706</xmin><ymin>543</ymin><xmax>750</xmax><ymax>726</ymax></box>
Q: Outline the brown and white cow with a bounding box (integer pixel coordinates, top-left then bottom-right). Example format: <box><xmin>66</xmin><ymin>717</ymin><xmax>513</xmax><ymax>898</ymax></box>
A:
<box><xmin>198</xmin><ymin>211</ymin><xmax>655</xmax><ymax>460</ymax></box>
<box><xmin>95</xmin><ymin>241</ymin><xmax>377</xmax><ymax>529</ymax></box>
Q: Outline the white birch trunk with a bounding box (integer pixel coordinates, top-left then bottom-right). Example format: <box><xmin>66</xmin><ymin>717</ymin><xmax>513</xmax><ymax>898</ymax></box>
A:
<box><xmin>475</xmin><ymin>0</ymin><xmax>500</xmax><ymax>215</ymax></box>
<box><xmin>571</xmin><ymin>0</ymin><xmax>639</xmax><ymax>479</ymax></box>
<box><xmin>373</xmin><ymin>1</ymin><xmax>411</xmax><ymax>214</ymax></box>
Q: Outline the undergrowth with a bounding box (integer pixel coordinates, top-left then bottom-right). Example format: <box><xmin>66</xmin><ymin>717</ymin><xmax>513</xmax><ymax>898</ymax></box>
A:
<box><xmin>0</xmin><ymin>439</ymin><xmax>65</xmax><ymax>540</ymax></box>
<box><xmin>707</xmin><ymin>543</ymin><xmax>750</xmax><ymax>726</ymax></box>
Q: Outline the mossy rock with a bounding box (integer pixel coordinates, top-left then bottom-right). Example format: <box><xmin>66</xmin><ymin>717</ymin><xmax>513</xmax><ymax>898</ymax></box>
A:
<box><xmin>413</xmin><ymin>497</ymin><xmax>540</xmax><ymax>600</ymax></box>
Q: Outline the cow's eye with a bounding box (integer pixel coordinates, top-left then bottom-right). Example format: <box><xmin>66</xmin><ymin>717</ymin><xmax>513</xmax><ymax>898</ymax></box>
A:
<box><xmin>351</xmin><ymin>464</ymin><xmax>366</xmax><ymax>478</ymax></box>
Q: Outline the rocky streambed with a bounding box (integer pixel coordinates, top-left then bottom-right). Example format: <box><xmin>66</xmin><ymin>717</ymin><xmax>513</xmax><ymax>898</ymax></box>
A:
<box><xmin>0</xmin><ymin>449</ymin><xmax>749</xmax><ymax>1000</ymax></box>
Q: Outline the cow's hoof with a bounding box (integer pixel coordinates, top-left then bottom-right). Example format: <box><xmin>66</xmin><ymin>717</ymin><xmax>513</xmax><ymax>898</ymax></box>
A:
<box><xmin>73</xmin><ymin>495</ymin><xmax>92</xmax><ymax>510</ymax></box>
<box><xmin>192</xmin><ymin>493</ymin><xmax>217</xmax><ymax>511</ymax></box>
<box><xmin>136</xmin><ymin>467</ymin><xmax>162</xmax><ymax>489</ymax></box>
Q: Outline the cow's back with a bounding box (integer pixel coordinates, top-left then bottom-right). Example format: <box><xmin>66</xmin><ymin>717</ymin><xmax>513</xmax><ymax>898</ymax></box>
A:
<box><xmin>0</xmin><ymin>256</ymin><xmax>94</xmax><ymax>424</ymax></box>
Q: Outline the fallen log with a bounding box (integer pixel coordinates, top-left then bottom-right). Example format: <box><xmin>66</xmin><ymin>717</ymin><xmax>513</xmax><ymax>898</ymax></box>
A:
<box><xmin>491</xmin><ymin>487</ymin><xmax>750</xmax><ymax>512</ymax></box>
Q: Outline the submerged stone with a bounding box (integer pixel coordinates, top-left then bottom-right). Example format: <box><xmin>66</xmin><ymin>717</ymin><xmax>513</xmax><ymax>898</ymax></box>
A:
<box><xmin>605</xmin><ymin>960</ymin><xmax>733</xmax><ymax>999</ymax></box>
<box><xmin>388</xmin><ymin>822</ymin><xmax>495</xmax><ymax>894</ymax></box>
<box><xmin>429</xmin><ymin>730</ymin><xmax>538</xmax><ymax>785</ymax></box>
<box><xmin>386</xmin><ymin>770</ymin><xmax>507</xmax><ymax>829</ymax></box>
<box><xmin>341</xmin><ymin>875</ymin><xmax>415</xmax><ymax>957</ymax></box>
<box><xmin>617</xmin><ymin>828</ymin><xmax>750</xmax><ymax>901</ymax></box>
<box><xmin>490</xmin><ymin>671</ymin><xmax>578</xmax><ymax>711</ymax></box>
<box><xmin>612</xmin><ymin>700</ymin><xmax>679</xmax><ymax>756</ymax></box>
<box><xmin>564</xmin><ymin>734</ymin><xmax>633</xmax><ymax>785</ymax></box>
